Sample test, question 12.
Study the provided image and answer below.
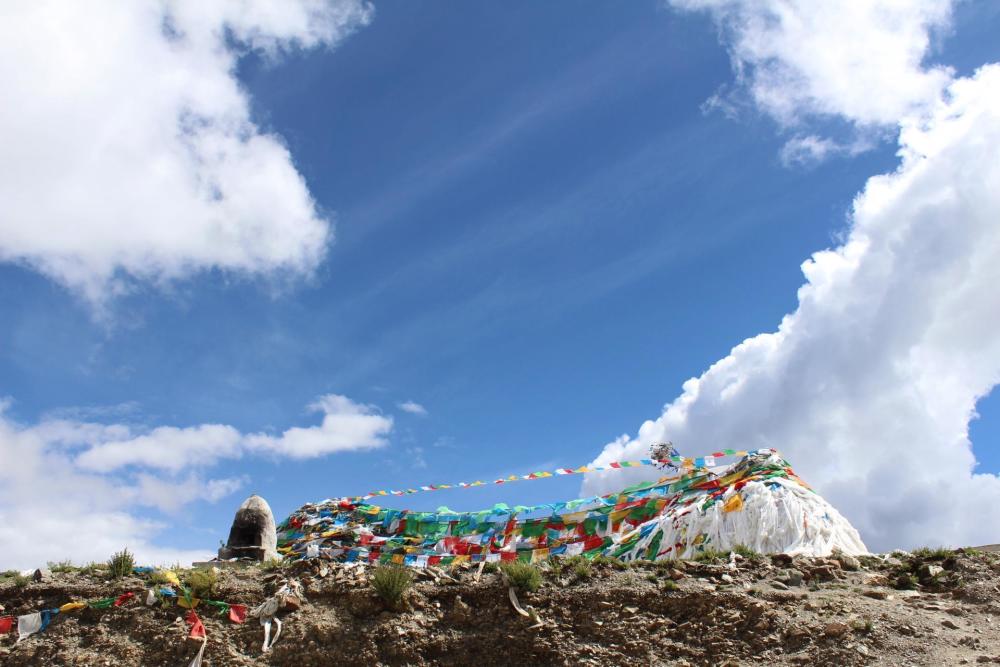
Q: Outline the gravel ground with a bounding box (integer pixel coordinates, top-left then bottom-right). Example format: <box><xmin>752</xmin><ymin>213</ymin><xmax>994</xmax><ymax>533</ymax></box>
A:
<box><xmin>3</xmin><ymin>548</ymin><xmax>1000</xmax><ymax>666</ymax></box>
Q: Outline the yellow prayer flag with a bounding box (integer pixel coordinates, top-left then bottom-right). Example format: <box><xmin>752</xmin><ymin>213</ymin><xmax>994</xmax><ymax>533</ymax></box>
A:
<box><xmin>60</xmin><ymin>602</ymin><xmax>87</xmax><ymax>613</ymax></box>
<box><xmin>177</xmin><ymin>597</ymin><xmax>200</xmax><ymax>609</ymax></box>
<box><xmin>159</xmin><ymin>570</ymin><xmax>181</xmax><ymax>587</ymax></box>
<box><xmin>723</xmin><ymin>493</ymin><xmax>744</xmax><ymax>513</ymax></box>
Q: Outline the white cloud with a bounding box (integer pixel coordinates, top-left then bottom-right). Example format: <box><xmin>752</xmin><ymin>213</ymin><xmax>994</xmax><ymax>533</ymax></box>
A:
<box><xmin>669</xmin><ymin>0</ymin><xmax>954</xmax><ymax>127</ymax></box>
<box><xmin>0</xmin><ymin>0</ymin><xmax>373</xmax><ymax>306</ymax></box>
<box><xmin>0</xmin><ymin>392</ymin><xmax>392</xmax><ymax>568</ymax></box>
<box><xmin>585</xmin><ymin>64</ymin><xmax>1000</xmax><ymax>552</ymax></box>
<box><xmin>779</xmin><ymin>134</ymin><xmax>876</xmax><ymax>167</ymax></box>
<box><xmin>398</xmin><ymin>400</ymin><xmax>428</xmax><ymax>416</ymax></box>
<box><xmin>75</xmin><ymin>394</ymin><xmax>391</xmax><ymax>472</ymax></box>
<box><xmin>246</xmin><ymin>394</ymin><xmax>392</xmax><ymax>458</ymax></box>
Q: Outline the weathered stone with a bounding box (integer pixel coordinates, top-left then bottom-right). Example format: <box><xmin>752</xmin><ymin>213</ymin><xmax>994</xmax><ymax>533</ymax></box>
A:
<box><xmin>218</xmin><ymin>494</ymin><xmax>279</xmax><ymax>562</ymax></box>
<box><xmin>942</xmin><ymin>619</ymin><xmax>960</xmax><ymax>630</ymax></box>
<box><xmin>920</xmin><ymin>564</ymin><xmax>945</xmax><ymax>580</ymax></box>
<box><xmin>832</xmin><ymin>550</ymin><xmax>861</xmax><ymax>571</ymax></box>
<box><xmin>863</xmin><ymin>589</ymin><xmax>890</xmax><ymax>600</ymax></box>
<box><xmin>824</xmin><ymin>621</ymin><xmax>851</xmax><ymax>638</ymax></box>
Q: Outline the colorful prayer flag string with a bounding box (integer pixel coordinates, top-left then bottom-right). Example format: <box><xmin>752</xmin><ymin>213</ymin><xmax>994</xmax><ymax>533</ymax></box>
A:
<box><xmin>342</xmin><ymin>448</ymin><xmax>762</xmax><ymax>503</ymax></box>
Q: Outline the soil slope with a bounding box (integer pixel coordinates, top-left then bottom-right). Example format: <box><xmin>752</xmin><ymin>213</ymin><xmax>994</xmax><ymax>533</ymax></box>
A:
<box><xmin>2</xmin><ymin>549</ymin><xmax>1000</xmax><ymax>666</ymax></box>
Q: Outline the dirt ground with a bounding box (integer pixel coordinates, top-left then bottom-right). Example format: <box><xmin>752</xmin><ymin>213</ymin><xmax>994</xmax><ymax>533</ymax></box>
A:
<box><xmin>3</xmin><ymin>548</ymin><xmax>1000</xmax><ymax>666</ymax></box>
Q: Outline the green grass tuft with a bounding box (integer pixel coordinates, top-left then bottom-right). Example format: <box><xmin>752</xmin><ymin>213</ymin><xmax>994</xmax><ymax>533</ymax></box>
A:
<box><xmin>184</xmin><ymin>568</ymin><xmax>218</xmax><ymax>599</ymax></box>
<box><xmin>108</xmin><ymin>548</ymin><xmax>135</xmax><ymax>579</ymax></box>
<box><xmin>501</xmin><ymin>561</ymin><xmax>542</xmax><ymax>592</ymax></box>
<box><xmin>372</xmin><ymin>564</ymin><xmax>413</xmax><ymax>608</ymax></box>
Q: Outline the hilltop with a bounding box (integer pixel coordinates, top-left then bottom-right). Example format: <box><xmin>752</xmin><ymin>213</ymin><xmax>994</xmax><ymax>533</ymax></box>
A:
<box><xmin>3</xmin><ymin>548</ymin><xmax>1000</xmax><ymax>666</ymax></box>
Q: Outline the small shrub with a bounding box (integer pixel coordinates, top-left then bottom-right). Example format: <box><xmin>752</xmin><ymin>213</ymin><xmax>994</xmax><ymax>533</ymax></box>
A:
<box><xmin>150</xmin><ymin>569</ymin><xmax>173</xmax><ymax>585</ymax></box>
<box><xmin>48</xmin><ymin>560</ymin><xmax>76</xmax><ymax>573</ymax></box>
<box><xmin>80</xmin><ymin>562</ymin><xmax>108</xmax><ymax>577</ymax></box>
<box><xmin>482</xmin><ymin>562</ymin><xmax>499</xmax><ymax>574</ymax></box>
<box><xmin>572</xmin><ymin>559</ymin><xmax>593</xmax><ymax>581</ymax></box>
<box><xmin>732</xmin><ymin>544</ymin><xmax>763</xmax><ymax>563</ymax></box>
<box><xmin>660</xmin><ymin>579</ymin><xmax>679</xmax><ymax>591</ymax></box>
<box><xmin>693</xmin><ymin>548</ymin><xmax>728</xmax><ymax>563</ymax></box>
<box><xmin>501</xmin><ymin>562</ymin><xmax>542</xmax><ymax>592</ymax></box>
<box><xmin>645</xmin><ymin>573</ymin><xmax>658</xmax><ymax>583</ymax></box>
<box><xmin>372</xmin><ymin>564</ymin><xmax>412</xmax><ymax>608</ymax></box>
<box><xmin>912</xmin><ymin>547</ymin><xmax>951</xmax><ymax>560</ymax></box>
<box><xmin>894</xmin><ymin>573</ymin><xmax>918</xmax><ymax>590</ymax></box>
<box><xmin>260</xmin><ymin>558</ymin><xmax>285</xmax><ymax>572</ymax></box>
<box><xmin>108</xmin><ymin>548</ymin><xmax>135</xmax><ymax>579</ymax></box>
<box><xmin>592</xmin><ymin>555</ymin><xmax>626</xmax><ymax>571</ymax></box>
<box><xmin>185</xmin><ymin>568</ymin><xmax>218</xmax><ymax>599</ymax></box>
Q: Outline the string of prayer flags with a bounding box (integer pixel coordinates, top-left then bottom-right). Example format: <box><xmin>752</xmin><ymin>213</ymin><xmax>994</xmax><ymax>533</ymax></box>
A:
<box><xmin>341</xmin><ymin>449</ymin><xmax>763</xmax><ymax>503</ymax></box>
<box><xmin>114</xmin><ymin>592</ymin><xmax>135</xmax><ymax>607</ymax></box>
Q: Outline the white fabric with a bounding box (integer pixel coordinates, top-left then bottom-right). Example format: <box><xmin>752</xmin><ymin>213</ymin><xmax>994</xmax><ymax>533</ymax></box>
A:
<box><xmin>613</xmin><ymin>454</ymin><xmax>868</xmax><ymax>561</ymax></box>
<box><xmin>187</xmin><ymin>638</ymin><xmax>207</xmax><ymax>667</ymax></box>
<box><xmin>16</xmin><ymin>613</ymin><xmax>42</xmax><ymax>642</ymax></box>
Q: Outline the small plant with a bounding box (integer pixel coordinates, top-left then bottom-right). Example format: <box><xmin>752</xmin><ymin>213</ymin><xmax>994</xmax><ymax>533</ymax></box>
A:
<box><xmin>572</xmin><ymin>558</ymin><xmax>593</xmax><ymax>581</ymax></box>
<box><xmin>693</xmin><ymin>548</ymin><xmax>728</xmax><ymax>563</ymax></box>
<box><xmin>482</xmin><ymin>562</ymin><xmax>499</xmax><ymax>574</ymax></box>
<box><xmin>185</xmin><ymin>568</ymin><xmax>218</xmax><ymax>599</ymax></box>
<box><xmin>260</xmin><ymin>557</ymin><xmax>285</xmax><ymax>572</ymax></box>
<box><xmin>911</xmin><ymin>547</ymin><xmax>951</xmax><ymax>560</ymax></box>
<box><xmin>48</xmin><ymin>560</ymin><xmax>76</xmax><ymax>573</ymax></box>
<box><xmin>592</xmin><ymin>555</ymin><xmax>626</xmax><ymax>571</ymax></box>
<box><xmin>8</xmin><ymin>573</ymin><xmax>30</xmax><ymax>589</ymax></box>
<box><xmin>732</xmin><ymin>544</ymin><xmax>763</xmax><ymax>563</ymax></box>
<box><xmin>80</xmin><ymin>561</ymin><xmax>108</xmax><ymax>577</ymax></box>
<box><xmin>108</xmin><ymin>548</ymin><xmax>135</xmax><ymax>579</ymax></box>
<box><xmin>660</xmin><ymin>579</ymin><xmax>679</xmax><ymax>591</ymax></box>
<box><xmin>372</xmin><ymin>564</ymin><xmax>412</xmax><ymax>608</ymax></box>
<box><xmin>501</xmin><ymin>562</ymin><xmax>542</xmax><ymax>593</ymax></box>
<box><xmin>894</xmin><ymin>573</ymin><xmax>918</xmax><ymax>590</ymax></box>
<box><xmin>646</xmin><ymin>573</ymin><xmax>658</xmax><ymax>583</ymax></box>
<box><xmin>851</xmin><ymin>618</ymin><xmax>874</xmax><ymax>633</ymax></box>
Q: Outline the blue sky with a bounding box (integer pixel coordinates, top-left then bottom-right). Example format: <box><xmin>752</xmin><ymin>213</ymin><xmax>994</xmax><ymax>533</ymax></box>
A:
<box><xmin>2</xmin><ymin>1</ymin><xmax>1000</xmax><ymax>562</ymax></box>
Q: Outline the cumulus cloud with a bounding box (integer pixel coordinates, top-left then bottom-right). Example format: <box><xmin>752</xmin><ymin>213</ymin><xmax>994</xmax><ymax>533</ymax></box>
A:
<box><xmin>670</xmin><ymin>0</ymin><xmax>954</xmax><ymax>127</ymax></box>
<box><xmin>0</xmin><ymin>392</ymin><xmax>392</xmax><ymax>568</ymax></box>
<box><xmin>0</xmin><ymin>0</ymin><xmax>373</xmax><ymax>306</ymax></box>
<box><xmin>75</xmin><ymin>394</ymin><xmax>391</xmax><ymax>472</ymax></box>
<box><xmin>246</xmin><ymin>394</ymin><xmax>393</xmax><ymax>458</ymax></box>
<box><xmin>585</xmin><ymin>63</ymin><xmax>1000</xmax><ymax>551</ymax></box>
<box><xmin>398</xmin><ymin>400</ymin><xmax>429</xmax><ymax>416</ymax></box>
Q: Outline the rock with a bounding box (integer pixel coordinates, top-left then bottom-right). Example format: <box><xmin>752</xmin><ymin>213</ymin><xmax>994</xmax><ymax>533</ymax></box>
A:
<box><xmin>920</xmin><ymin>564</ymin><xmax>944</xmax><ymax>580</ymax></box>
<box><xmin>809</xmin><ymin>565</ymin><xmax>838</xmax><ymax>582</ymax></box>
<box><xmin>668</xmin><ymin>568</ymin><xmax>685</xmax><ymax>580</ymax></box>
<box><xmin>32</xmin><ymin>568</ymin><xmax>51</xmax><ymax>582</ymax></box>
<box><xmin>772</xmin><ymin>581</ymin><xmax>790</xmax><ymax>590</ymax></box>
<box><xmin>943</xmin><ymin>619</ymin><xmax>960</xmax><ymax>630</ymax></box>
<box><xmin>824</xmin><ymin>621</ymin><xmax>851</xmax><ymax>638</ymax></box>
<box><xmin>772</xmin><ymin>554</ymin><xmax>794</xmax><ymax>568</ymax></box>
<box><xmin>281</xmin><ymin>594</ymin><xmax>302</xmax><ymax>612</ymax></box>
<box><xmin>863</xmin><ymin>589</ymin><xmax>890</xmax><ymax>600</ymax></box>
<box><xmin>777</xmin><ymin>569</ymin><xmax>804</xmax><ymax>587</ymax></box>
<box><xmin>833</xmin><ymin>551</ymin><xmax>861</xmax><ymax>571</ymax></box>
<box><xmin>720</xmin><ymin>574</ymin><xmax>734</xmax><ymax>584</ymax></box>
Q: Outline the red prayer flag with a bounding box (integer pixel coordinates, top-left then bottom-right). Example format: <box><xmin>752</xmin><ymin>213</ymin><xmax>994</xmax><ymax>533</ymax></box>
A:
<box><xmin>185</xmin><ymin>610</ymin><xmax>206</xmax><ymax>639</ymax></box>
<box><xmin>0</xmin><ymin>616</ymin><xmax>13</xmax><ymax>634</ymax></box>
<box><xmin>228</xmin><ymin>604</ymin><xmax>247</xmax><ymax>624</ymax></box>
<box><xmin>114</xmin><ymin>592</ymin><xmax>135</xmax><ymax>607</ymax></box>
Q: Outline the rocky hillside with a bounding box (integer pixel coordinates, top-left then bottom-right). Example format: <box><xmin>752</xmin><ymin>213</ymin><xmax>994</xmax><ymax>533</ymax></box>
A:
<box><xmin>2</xmin><ymin>548</ymin><xmax>1000</xmax><ymax>666</ymax></box>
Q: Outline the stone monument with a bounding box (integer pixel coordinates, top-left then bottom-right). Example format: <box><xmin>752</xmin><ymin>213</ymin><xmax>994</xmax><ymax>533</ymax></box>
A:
<box><xmin>218</xmin><ymin>494</ymin><xmax>279</xmax><ymax>562</ymax></box>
